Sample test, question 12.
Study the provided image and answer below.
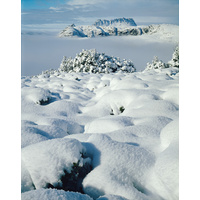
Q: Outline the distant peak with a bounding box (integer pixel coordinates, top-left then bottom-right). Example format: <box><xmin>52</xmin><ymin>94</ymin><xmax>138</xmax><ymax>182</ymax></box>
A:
<box><xmin>93</xmin><ymin>18</ymin><xmax>137</xmax><ymax>26</ymax></box>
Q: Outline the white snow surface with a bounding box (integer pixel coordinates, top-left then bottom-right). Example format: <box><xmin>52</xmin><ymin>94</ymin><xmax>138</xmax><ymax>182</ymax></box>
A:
<box><xmin>21</xmin><ymin>68</ymin><xmax>179</xmax><ymax>200</ymax></box>
<box><xmin>21</xmin><ymin>189</ymin><xmax>93</xmax><ymax>200</ymax></box>
<box><xmin>21</xmin><ymin>138</ymin><xmax>90</xmax><ymax>190</ymax></box>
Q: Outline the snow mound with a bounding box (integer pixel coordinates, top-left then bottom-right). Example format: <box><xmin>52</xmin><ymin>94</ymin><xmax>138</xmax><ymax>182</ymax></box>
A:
<box><xmin>147</xmin><ymin>119</ymin><xmax>179</xmax><ymax>200</ymax></box>
<box><xmin>21</xmin><ymin>66</ymin><xmax>179</xmax><ymax>199</ymax></box>
<box><xmin>93</xmin><ymin>18</ymin><xmax>137</xmax><ymax>27</ymax></box>
<box><xmin>21</xmin><ymin>189</ymin><xmax>93</xmax><ymax>200</ymax></box>
<box><xmin>21</xmin><ymin>87</ymin><xmax>51</xmax><ymax>105</ymax></box>
<box><xmin>21</xmin><ymin>138</ymin><xmax>91</xmax><ymax>191</ymax></box>
<box><xmin>59</xmin><ymin>49</ymin><xmax>136</xmax><ymax>73</ymax></box>
<box><xmin>82</xmin><ymin>134</ymin><xmax>155</xmax><ymax>199</ymax></box>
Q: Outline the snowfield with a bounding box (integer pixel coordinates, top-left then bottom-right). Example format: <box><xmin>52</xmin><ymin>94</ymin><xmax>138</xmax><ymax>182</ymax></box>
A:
<box><xmin>21</xmin><ymin>18</ymin><xmax>179</xmax><ymax>199</ymax></box>
<box><xmin>21</xmin><ymin>64</ymin><xmax>179</xmax><ymax>199</ymax></box>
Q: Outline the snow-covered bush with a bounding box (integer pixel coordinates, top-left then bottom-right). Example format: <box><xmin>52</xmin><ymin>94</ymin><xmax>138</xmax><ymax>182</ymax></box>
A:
<box><xmin>145</xmin><ymin>56</ymin><xmax>169</xmax><ymax>70</ymax></box>
<box><xmin>59</xmin><ymin>49</ymin><xmax>136</xmax><ymax>73</ymax></box>
<box><xmin>21</xmin><ymin>87</ymin><xmax>52</xmax><ymax>105</ymax></box>
<box><xmin>145</xmin><ymin>46</ymin><xmax>179</xmax><ymax>71</ymax></box>
<box><xmin>168</xmin><ymin>46</ymin><xmax>179</xmax><ymax>68</ymax></box>
<box><xmin>21</xmin><ymin>138</ymin><xmax>92</xmax><ymax>193</ymax></box>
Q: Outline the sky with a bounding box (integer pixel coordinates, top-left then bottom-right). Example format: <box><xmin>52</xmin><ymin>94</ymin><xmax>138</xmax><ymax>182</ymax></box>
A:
<box><xmin>21</xmin><ymin>0</ymin><xmax>179</xmax><ymax>33</ymax></box>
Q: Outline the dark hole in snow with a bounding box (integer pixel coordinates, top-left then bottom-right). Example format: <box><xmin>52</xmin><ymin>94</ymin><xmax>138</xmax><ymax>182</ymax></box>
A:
<box><xmin>110</xmin><ymin>109</ymin><xmax>114</xmax><ymax>115</ymax></box>
<box><xmin>75</xmin><ymin>77</ymin><xmax>81</xmax><ymax>81</ymax></box>
<box><xmin>46</xmin><ymin>161</ymin><xmax>92</xmax><ymax>194</ymax></box>
<box><xmin>36</xmin><ymin>97</ymin><xmax>51</xmax><ymax>105</ymax></box>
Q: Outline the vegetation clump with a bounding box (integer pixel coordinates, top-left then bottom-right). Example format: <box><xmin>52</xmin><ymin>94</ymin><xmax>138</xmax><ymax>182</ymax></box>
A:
<box><xmin>59</xmin><ymin>49</ymin><xmax>136</xmax><ymax>74</ymax></box>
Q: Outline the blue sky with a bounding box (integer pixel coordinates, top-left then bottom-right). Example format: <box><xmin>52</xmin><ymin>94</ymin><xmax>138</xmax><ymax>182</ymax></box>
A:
<box><xmin>21</xmin><ymin>0</ymin><xmax>179</xmax><ymax>32</ymax></box>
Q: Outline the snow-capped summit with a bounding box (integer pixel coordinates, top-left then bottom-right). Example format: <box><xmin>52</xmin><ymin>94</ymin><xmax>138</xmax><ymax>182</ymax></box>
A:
<box><xmin>93</xmin><ymin>18</ymin><xmax>137</xmax><ymax>27</ymax></box>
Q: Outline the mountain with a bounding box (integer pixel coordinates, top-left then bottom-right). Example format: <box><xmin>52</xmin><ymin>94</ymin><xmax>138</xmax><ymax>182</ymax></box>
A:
<box><xmin>58</xmin><ymin>18</ymin><xmax>142</xmax><ymax>38</ymax></box>
<box><xmin>58</xmin><ymin>18</ymin><xmax>178</xmax><ymax>39</ymax></box>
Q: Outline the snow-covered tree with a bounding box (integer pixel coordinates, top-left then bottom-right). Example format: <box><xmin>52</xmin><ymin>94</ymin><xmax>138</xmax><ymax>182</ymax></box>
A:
<box><xmin>145</xmin><ymin>46</ymin><xmax>179</xmax><ymax>72</ymax></box>
<box><xmin>60</xmin><ymin>56</ymin><xmax>74</xmax><ymax>72</ymax></box>
<box><xmin>145</xmin><ymin>56</ymin><xmax>169</xmax><ymax>71</ymax></box>
<box><xmin>168</xmin><ymin>46</ymin><xmax>179</xmax><ymax>68</ymax></box>
<box><xmin>59</xmin><ymin>49</ymin><xmax>136</xmax><ymax>73</ymax></box>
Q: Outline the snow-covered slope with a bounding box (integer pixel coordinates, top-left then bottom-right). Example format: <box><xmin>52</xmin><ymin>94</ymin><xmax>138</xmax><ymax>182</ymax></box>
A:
<box><xmin>58</xmin><ymin>18</ymin><xmax>178</xmax><ymax>40</ymax></box>
<box><xmin>21</xmin><ymin>61</ymin><xmax>179</xmax><ymax>200</ymax></box>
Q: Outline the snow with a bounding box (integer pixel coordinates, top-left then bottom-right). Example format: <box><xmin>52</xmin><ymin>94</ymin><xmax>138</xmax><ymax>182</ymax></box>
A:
<box><xmin>21</xmin><ymin>138</ymin><xmax>91</xmax><ymax>190</ymax></box>
<box><xmin>58</xmin><ymin>20</ymin><xmax>178</xmax><ymax>40</ymax></box>
<box><xmin>21</xmin><ymin>63</ymin><xmax>179</xmax><ymax>199</ymax></box>
<box><xmin>21</xmin><ymin>189</ymin><xmax>93</xmax><ymax>200</ymax></box>
<box><xmin>97</xmin><ymin>194</ymin><xmax>129</xmax><ymax>200</ymax></box>
<box><xmin>59</xmin><ymin>49</ymin><xmax>135</xmax><ymax>73</ymax></box>
<box><xmin>82</xmin><ymin>134</ymin><xmax>155</xmax><ymax>200</ymax></box>
<box><xmin>21</xmin><ymin>21</ymin><xmax>179</xmax><ymax>199</ymax></box>
<box><xmin>147</xmin><ymin>119</ymin><xmax>179</xmax><ymax>200</ymax></box>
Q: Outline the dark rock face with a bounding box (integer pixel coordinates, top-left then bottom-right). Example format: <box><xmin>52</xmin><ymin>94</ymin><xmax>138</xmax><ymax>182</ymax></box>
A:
<box><xmin>93</xmin><ymin>18</ymin><xmax>137</xmax><ymax>26</ymax></box>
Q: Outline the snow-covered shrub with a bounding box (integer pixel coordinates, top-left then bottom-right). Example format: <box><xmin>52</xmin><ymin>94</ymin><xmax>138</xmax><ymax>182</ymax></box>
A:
<box><xmin>22</xmin><ymin>87</ymin><xmax>52</xmax><ymax>105</ymax></box>
<box><xmin>21</xmin><ymin>138</ymin><xmax>92</xmax><ymax>193</ymax></box>
<box><xmin>59</xmin><ymin>49</ymin><xmax>136</xmax><ymax>73</ymax></box>
<box><xmin>168</xmin><ymin>46</ymin><xmax>179</xmax><ymax>68</ymax></box>
<box><xmin>145</xmin><ymin>46</ymin><xmax>179</xmax><ymax>71</ymax></box>
<box><xmin>145</xmin><ymin>56</ymin><xmax>169</xmax><ymax>71</ymax></box>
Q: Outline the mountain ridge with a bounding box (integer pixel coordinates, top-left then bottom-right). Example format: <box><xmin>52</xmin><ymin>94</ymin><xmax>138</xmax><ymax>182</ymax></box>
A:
<box><xmin>93</xmin><ymin>17</ymin><xmax>137</xmax><ymax>27</ymax></box>
<box><xmin>58</xmin><ymin>18</ymin><xmax>178</xmax><ymax>39</ymax></box>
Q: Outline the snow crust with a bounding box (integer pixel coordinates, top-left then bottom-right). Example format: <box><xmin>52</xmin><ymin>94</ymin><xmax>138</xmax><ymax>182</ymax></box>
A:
<box><xmin>21</xmin><ymin>44</ymin><xmax>179</xmax><ymax>200</ymax></box>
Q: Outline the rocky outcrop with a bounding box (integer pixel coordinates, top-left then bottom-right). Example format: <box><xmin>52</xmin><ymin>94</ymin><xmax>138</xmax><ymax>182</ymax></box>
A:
<box><xmin>93</xmin><ymin>18</ymin><xmax>137</xmax><ymax>26</ymax></box>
